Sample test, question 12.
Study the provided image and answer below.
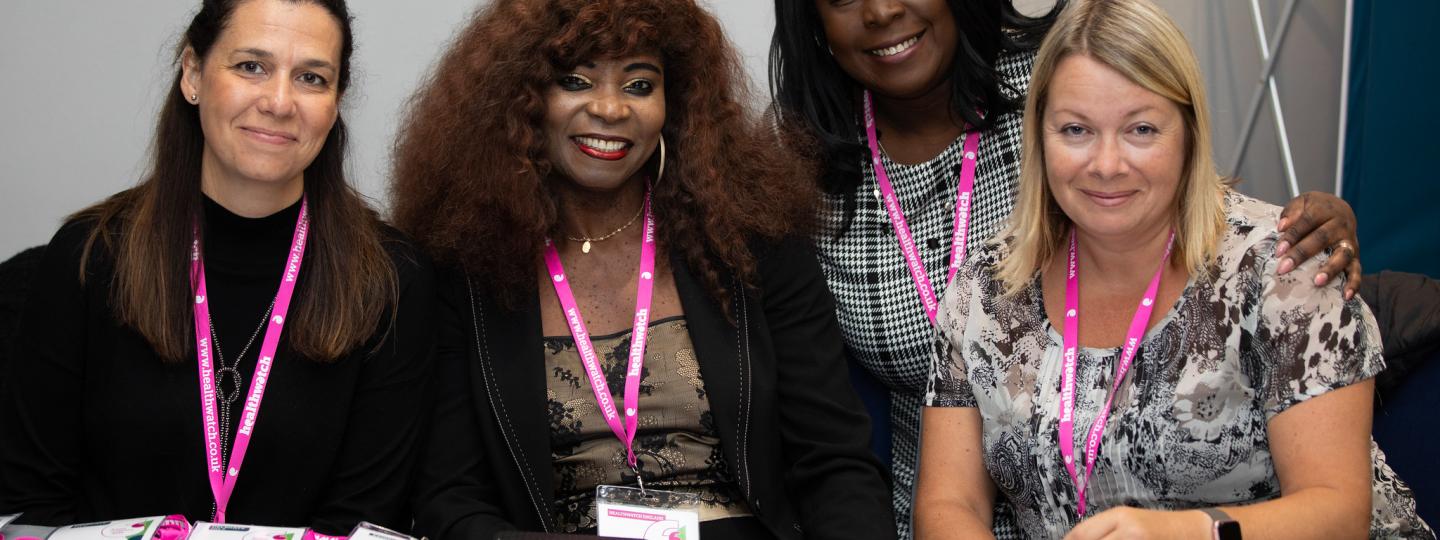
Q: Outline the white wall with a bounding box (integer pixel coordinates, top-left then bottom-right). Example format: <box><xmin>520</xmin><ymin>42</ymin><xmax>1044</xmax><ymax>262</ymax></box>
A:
<box><xmin>0</xmin><ymin>0</ymin><xmax>1344</xmax><ymax>258</ymax></box>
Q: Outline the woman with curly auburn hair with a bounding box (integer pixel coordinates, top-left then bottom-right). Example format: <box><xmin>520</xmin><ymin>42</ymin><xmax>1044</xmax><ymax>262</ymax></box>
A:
<box><xmin>396</xmin><ymin>1</ymin><xmax>894</xmax><ymax>539</ymax></box>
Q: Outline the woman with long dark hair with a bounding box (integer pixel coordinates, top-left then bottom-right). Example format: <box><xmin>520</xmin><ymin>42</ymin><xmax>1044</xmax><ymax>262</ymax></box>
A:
<box><xmin>769</xmin><ymin>2</ymin><xmax>1364</xmax><ymax>537</ymax></box>
<box><xmin>0</xmin><ymin>0</ymin><xmax>433</xmax><ymax>533</ymax></box>
<box><xmin>396</xmin><ymin>1</ymin><xmax>891</xmax><ymax>538</ymax></box>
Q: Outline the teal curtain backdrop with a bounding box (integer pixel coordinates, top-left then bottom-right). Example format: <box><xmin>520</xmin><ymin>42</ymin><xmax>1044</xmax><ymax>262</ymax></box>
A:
<box><xmin>1342</xmin><ymin>0</ymin><xmax>1440</xmax><ymax>278</ymax></box>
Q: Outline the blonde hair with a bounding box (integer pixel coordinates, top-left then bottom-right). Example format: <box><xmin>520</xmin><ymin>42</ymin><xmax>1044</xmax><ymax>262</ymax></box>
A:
<box><xmin>996</xmin><ymin>0</ymin><xmax>1227</xmax><ymax>296</ymax></box>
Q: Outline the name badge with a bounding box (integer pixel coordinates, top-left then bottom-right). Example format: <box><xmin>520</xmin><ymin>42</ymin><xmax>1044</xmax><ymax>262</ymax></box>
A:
<box><xmin>190</xmin><ymin>521</ymin><xmax>308</xmax><ymax>540</ymax></box>
<box><xmin>345</xmin><ymin>522</ymin><xmax>416</xmax><ymax>540</ymax></box>
<box><xmin>595</xmin><ymin>485</ymin><xmax>701</xmax><ymax>540</ymax></box>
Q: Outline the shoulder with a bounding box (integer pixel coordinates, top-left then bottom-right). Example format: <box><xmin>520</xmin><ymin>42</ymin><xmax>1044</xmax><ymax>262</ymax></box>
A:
<box><xmin>430</xmin><ymin>258</ymin><xmax>515</xmax><ymax>322</ymax></box>
<box><xmin>970</xmin><ymin>237</ymin><xmax>1012</xmax><ymax>273</ymax></box>
<box><xmin>957</xmin><ymin>236</ymin><xmax>1011</xmax><ymax>292</ymax></box>
<box><xmin>750</xmin><ymin>235</ymin><xmax>823</xmax><ymax>281</ymax></box>
<box><xmin>996</xmin><ymin>48</ymin><xmax>1038</xmax><ymax>100</ymax></box>
<box><xmin>1211</xmin><ymin>190</ymin><xmax>1288</xmax><ymax>280</ymax></box>
<box><xmin>47</xmin><ymin>215</ymin><xmax>102</xmax><ymax>257</ymax></box>
<box><xmin>937</xmin><ymin>238</ymin><xmax>1014</xmax><ymax>327</ymax></box>
<box><xmin>377</xmin><ymin>223</ymin><xmax>436</xmax><ymax>288</ymax></box>
<box><xmin>37</xmin><ymin>209</ymin><xmax>121</xmax><ymax>286</ymax></box>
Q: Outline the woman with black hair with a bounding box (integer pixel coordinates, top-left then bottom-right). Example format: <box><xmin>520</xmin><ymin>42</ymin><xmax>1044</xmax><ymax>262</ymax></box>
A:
<box><xmin>0</xmin><ymin>0</ymin><xmax>434</xmax><ymax>534</ymax></box>
<box><xmin>769</xmin><ymin>1</ymin><xmax>1366</xmax><ymax>538</ymax></box>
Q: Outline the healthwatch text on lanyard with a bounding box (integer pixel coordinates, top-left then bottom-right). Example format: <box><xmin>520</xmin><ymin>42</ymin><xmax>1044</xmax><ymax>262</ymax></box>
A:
<box><xmin>543</xmin><ymin>187</ymin><xmax>655</xmax><ymax>471</ymax></box>
<box><xmin>1058</xmin><ymin>228</ymin><xmax>1175</xmax><ymax>517</ymax></box>
<box><xmin>191</xmin><ymin>196</ymin><xmax>311</xmax><ymax>523</ymax></box>
<box><xmin>863</xmin><ymin>90</ymin><xmax>982</xmax><ymax>326</ymax></box>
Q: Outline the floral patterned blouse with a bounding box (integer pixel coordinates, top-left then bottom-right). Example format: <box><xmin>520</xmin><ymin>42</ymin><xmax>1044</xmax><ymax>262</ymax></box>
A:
<box><xmin>926</xmin><ymin>192</ymin><xmax>1432</xmax><ymax>539</ymax></box>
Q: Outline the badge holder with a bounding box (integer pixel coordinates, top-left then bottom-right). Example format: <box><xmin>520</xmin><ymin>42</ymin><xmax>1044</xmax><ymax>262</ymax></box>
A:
<box><xmin>595</xmin><ymin>476</ymin><xmax>701</xmax><ymax>540</ymax></box>
<box><xmin>189</xmin><ymin>521</ymin><xmax>308</xmax><ymax>540</ymax></box>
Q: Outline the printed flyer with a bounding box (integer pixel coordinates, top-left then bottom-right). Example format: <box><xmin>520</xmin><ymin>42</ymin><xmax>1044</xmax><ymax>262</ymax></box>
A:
<box><xmin>48</xmin><ymin>516</ymin><xmax>165</xmax><ymax>540</ymax></box>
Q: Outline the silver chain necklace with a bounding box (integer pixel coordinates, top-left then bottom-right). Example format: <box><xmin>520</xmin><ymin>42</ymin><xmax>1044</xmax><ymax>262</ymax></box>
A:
<box><xmin>208</xmin><ymin>297</ymin><xmax>276</xmax><ymax>460</ymax></box>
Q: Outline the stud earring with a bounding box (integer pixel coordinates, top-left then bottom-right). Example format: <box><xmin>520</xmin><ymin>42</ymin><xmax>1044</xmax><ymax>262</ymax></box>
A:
<box><xmin>190</xmin><ymin>93</ymin><xmax>198</xmax><ymax>103</ymax></box>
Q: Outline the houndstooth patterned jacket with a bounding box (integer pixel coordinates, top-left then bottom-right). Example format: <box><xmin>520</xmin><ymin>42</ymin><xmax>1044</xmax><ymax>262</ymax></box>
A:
<box><xmin>814</xmin><ymin>49</ymin><xmax>1035</xmax><ymax>540</ymax></box>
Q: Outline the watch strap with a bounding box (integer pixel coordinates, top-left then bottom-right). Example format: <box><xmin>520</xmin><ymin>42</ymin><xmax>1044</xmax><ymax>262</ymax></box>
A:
<box><xmin>1199</xmin><ymin>507</ymin><xmax>1242</xmax><ymax>540</ymax></box>
<box><xmin>1199</xmin><ymin>507</ymin><xmax>1232</xmax><ymax>523</ymax></box>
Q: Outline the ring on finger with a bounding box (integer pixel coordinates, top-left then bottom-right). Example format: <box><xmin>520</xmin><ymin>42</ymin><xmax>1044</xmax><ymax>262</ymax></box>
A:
<box><xmin>1334</xmin><ymin>240</ymin><xmax>1355</xmax><ymax>255</ymax></box>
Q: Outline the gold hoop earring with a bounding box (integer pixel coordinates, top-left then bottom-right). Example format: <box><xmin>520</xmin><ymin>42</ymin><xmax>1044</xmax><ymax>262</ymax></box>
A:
<box><xmin>653</xmin><ymin>137</ymin><xmax>666</xmax><ymax>191</ymax></box>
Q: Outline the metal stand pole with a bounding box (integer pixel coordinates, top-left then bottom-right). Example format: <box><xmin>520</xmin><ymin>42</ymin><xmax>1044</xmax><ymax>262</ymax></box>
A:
<box><xmin>1229</xmin><ymin>0</ymin><xmax>1302</xmax><ymax>198</ymax></box>
<box><xmin>1336</xmin><ymin>0</ymin><xmax>1355</xmax><ymax>196</ymax></box>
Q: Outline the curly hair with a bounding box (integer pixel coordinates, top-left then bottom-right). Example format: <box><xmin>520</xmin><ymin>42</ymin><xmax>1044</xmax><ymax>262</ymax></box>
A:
<box><xmin>391</xmin><ymin>0</ymin><xmax>817</xmax><ymax>309</ymax></box>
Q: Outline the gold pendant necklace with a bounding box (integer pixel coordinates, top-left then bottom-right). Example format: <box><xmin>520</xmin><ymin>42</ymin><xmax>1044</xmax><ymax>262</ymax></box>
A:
<box><xmin>565</xmin><ymin>204</ymin><xmax>645</xmax><ymax>254</ymax></box>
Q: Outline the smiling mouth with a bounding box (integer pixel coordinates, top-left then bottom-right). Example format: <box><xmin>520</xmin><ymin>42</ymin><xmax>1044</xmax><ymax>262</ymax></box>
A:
<box><xmin>1081</xmin><ymin>189</ymin><xmax>1138</xmax><ymax>207</ymax></box>
<box><xmin>242</xmin><ymin>127</ymin><xmax>297</xmax><ymax>145</ymax></box>
<box><xmin>867</xmin><ymin>32</ymin><xmax>923</xmax><ymax>57</ymax></box>
<box><xmin>572</xmin><ymin>135</ymin><xmax>632</xmax><ymax>161</ymax></box>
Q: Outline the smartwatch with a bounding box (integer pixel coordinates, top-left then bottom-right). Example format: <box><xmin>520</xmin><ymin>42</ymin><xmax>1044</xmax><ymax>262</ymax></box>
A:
<box><xmin>1199</xmin><ymin>507</ymin><xmax>1242</xmax><ymax>540</ymax></box>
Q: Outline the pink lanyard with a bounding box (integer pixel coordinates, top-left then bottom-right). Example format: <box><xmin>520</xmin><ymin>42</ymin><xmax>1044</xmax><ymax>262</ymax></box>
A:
<box><xmin>191</xmin><ymin>197</ymin><xmax>311</xmax><ymax>523</ymax></box>
<box><xmin>543</xmin><ymin>188</ymin><xmax>655</xmax><ymax>470</ymax></box>
<box><xmin>862</xmin><ymin>90</ymin><xmax>982</xmax><ymax>326</ymax></box>
<box><xmin>1058</xmin><ymin>228</ymin><xmax>1174</xmax><ymax>516</ymax></box>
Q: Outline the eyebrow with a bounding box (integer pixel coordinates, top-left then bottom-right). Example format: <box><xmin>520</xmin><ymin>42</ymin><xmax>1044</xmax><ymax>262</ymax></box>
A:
<box><xmin>231</xmin><ymin>48</ymin><xmax>336</xmax><ymax>71</ymax></box>
<box><xmin>1049</xmin><ymin>104</ymin><xmax>1159</xmax><ymax>121</ymax></box>
<box><xmin>624</xmin><ymin>62</ymin><xmax>662</xmax><ymax>75</ymax></box>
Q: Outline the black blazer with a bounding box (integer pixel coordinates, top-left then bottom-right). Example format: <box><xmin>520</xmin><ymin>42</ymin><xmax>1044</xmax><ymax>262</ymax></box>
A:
<box><xmin>413</xmin><ymin>238</ymin><xmax>896</xmax><ymax>540</ymax></box>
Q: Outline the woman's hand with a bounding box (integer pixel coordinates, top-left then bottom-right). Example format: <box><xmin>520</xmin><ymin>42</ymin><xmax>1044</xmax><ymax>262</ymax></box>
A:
<box><xmin>1063</xmin><ymin>507</ymin><xmax>1210</xmax><ymax>540</ymax></box>
<box><xmin>1275</xmin><ymin>191</ymin><xmax>1362</xmax><ymax>300</ymax></box>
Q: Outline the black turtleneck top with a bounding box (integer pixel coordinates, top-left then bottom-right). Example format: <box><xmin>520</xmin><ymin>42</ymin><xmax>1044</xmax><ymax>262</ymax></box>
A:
<box><xmin>0</xmin><ymin>196</ymin><xmax>435</xmax><ymax>535</ymax></box>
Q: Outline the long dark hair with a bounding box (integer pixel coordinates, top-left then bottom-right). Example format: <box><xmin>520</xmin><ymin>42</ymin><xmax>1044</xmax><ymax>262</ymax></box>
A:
<box><xmin>392</xmin><ymin>0</ymin><xmax>818</xmax><ymax>311</ymax></box>
<box><xmin>78</xmin><ymin>0</ymin><xmax>396</xmax><ymax>363</ymax></box>
<box><xmin>769</xmin><ymin>0</ymin><xmax>1063</xmax><ymax>230</ymax></box>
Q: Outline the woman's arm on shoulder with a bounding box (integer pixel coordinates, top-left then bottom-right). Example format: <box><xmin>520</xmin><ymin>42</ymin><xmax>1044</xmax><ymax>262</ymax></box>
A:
<box><xmin>755</xmin><ymin>236</ymin><xmax>896</xmax><ymax>540</ymax></box>
<box><xmin>410</xmin><ymin>267</ymin><xmax>518</xmax><ymax>540</ymax></box>
<box><xmin>1275</xmin><ymin>191</ymin><xmax>1362</xmax><ymax>299</ymax></box>
<box><xmin>0</xmin><ymin>220</ymin><xmax>99</xmax><ymax>524</ymax></box>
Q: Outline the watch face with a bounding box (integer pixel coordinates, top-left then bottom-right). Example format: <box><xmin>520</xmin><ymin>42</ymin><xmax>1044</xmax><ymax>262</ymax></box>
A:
<box><xmin>1216</xmin><ymin>520</ymin><xmax>1242</xmax><ymax>540</ymax></box>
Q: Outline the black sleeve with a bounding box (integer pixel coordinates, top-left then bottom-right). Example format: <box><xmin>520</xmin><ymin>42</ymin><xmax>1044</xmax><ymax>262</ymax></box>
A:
<box><xmin>307</xmin><ymin>247</ymin><xmax>438</xmax><ymax>535</ymax></box>
<box><xmin>1360</xmin><ymin>271</ymin><xmax>1440</xmax><ymax>394</ymax></box>
<box><xmin>756</xmin><ymin>237</ymin><xmax>897</xmax><ymax>540</ymax></box>
<box><xmin>0</xmin><ymin>221</ymin><xmax>94</xmax><ymax>524</ymax></box>
<box><xmin>411</xmin><ymin>270</ymin><xmax>518</xmax><ymax>540</ymax></box>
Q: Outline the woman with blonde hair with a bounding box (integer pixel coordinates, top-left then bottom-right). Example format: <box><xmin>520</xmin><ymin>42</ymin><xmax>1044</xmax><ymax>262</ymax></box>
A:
<box><xmin>769</xmin><ymin>2</ymin><xmax>1365</xmax><ymax>535</ymax></box>
<box><xmin>916</xmin><ymin>0</ymin><xmax>1430</xmax><ymax>538</ymax></box>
